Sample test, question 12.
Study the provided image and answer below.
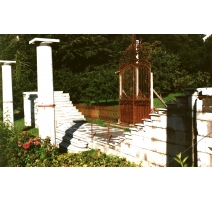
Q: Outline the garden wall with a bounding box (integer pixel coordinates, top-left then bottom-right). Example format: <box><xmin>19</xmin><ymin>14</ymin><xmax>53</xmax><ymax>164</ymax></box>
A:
<box><xmin>89</xmin><ymin>88</ymin><xmax>212</xmax><ymax>167</ymax></box>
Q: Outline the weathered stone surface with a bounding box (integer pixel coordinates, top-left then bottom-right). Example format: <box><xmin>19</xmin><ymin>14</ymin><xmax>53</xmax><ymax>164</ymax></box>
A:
<box><xmin>167</xmin><ymin>129</ymin><xmax>175</xmax><ymax>144</ymax></box>
<box><xmin>197</xmin><ymin>135</ymin><xmax>206</xmax><ymax>153</ymax></box>
<box><xmin>166</xmin><ymin>143</ymin><xmax>181</xmax><ymax>157</ymax></box>
<box><xmin>197</xmin><ymin>151</ymin><xmax>211</xmax><ymax>167</ymax></box>
<box><xmin>197</xmin><ymin>120</ymin><xmax>212</xmax><ymax>136</ymax></box>
<box><xmin>196</xmin><ymin>112</ymin><xmax>212</xmax><ymax>121</ymax></box>
<box><xmin>172</xmin><ymin>116</ymin><xmax>187</xmax><ymax>131</ymax></box>
<box><xmin>151</xmin><ymin>127</ymin><xmax>167</xmax><ymax>142</ymax></box>
<box><xmin>175</xmin><ymin>130</ymin><xmax>186</xmax><ymax>145</ymax></box>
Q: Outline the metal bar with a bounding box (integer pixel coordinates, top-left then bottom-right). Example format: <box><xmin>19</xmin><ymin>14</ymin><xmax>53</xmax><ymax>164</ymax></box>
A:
<box><xmin>153</xmin><ymin>89</ymin><xmax>167</xmax><ymax>108</ymax></box>
<box><xmin>107</xmin><ymin>121</ymin><xmax>110</xmax><ymax>144</ymax></box>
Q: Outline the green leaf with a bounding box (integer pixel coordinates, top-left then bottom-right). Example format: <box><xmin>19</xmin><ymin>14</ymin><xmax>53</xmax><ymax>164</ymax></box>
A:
<box><xmin>173</xmin><ymin>157</ymin><xmax>181</xmax><ymax>164</ymax></box>
<box><xmin>176</xmin><ymin>152</ymin><xmax>181</xmax><ymax>160</ymax></box>
<box><xmin>182</xmin><ymin>156</ymin><xmax>189</xmax><ymax>164</ymax></box>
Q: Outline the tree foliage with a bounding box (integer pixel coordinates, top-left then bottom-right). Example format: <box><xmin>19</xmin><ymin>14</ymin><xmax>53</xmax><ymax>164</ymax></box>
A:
<box><xmin>0</xmin><ymin>34</ymin><xmax>212</xmax><ymax>110</ymax></box>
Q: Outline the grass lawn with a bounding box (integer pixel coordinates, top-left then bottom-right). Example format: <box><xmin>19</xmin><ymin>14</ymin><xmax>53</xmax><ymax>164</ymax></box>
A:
<box><xmin>14</xmin><ymin>118</ymin><xmax>39</xmax><ymax>136</ymax></box>
<box><xmin>153</xmin><ymin>92</ymin><xmax>183</xmax><ymax>108</ymax></box>
<box><xmin>0</xmin><ymin>109</ymin><xmax>38</xmax><ymax>137</ymax></box>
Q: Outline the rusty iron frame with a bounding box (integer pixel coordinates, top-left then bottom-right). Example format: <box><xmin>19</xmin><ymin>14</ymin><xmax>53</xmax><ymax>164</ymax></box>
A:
<box><xmin>74</xmin><ymin>104</ymin><xmax>119</xmax><ymax>123</ymax></box>
<box><xmin>119</xmin><ymin>35</ymin><xmax>151</xmax><ymax>125</ymax></box>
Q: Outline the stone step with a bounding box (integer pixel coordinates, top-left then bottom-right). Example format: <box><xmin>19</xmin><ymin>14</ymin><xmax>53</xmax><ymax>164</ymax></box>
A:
<box><xmin>70</xmin><ymin>138</ymin><xmax>88</xmax><ymax>148</ymax></box>
<box><xmin>142</xmin><ymin>118</ymin><xmax>152</xmax><ymax>126</ymax></box>
<box><xmin>157</xmin><ymin>108</ymin><xmax>167</xmax><ymax>115</ymax></box>
<box><xmin>55</xmin><ymin>111</ymin><xmax>83</xmax><ymax>115</ymax></box>
<box><xmin>54</xmin><ymin>91</ymin><xmax>63</xmax><ymax>94</ymax></box>
<box><xmin>135</xmin><ymin>123</ymin><xmax>144</xmax><ymax>128</ymax></box>
<box><xmin>54</xmin><ymin>92</ymin><xmax>69</xmax><ymax>97</ymax></box>
<box><xmin>124</xmin><ymin>131</ymin><xmax>131</xmax><ymax>136</ymax></box>
<box><xmin>55</xmin><ymin>114</ymin><xmax>84</xmax><ymax>119</ymax></box>
<box><xmin>129</xmin><ymin>128</ymin><xmax>139</xmax><ymax>135</ymax></box>
<box><xmin>54</xmin><ymin>99</ymin><xmax>71</xmax><ymax>103</ymax></box>
<box><xmin>58</xmin><ymin>141</ymin><xmax>90</xmax><ymax>153</ymax></box>
<box><xmin>150</xmin><ymin>113</ymin><xmax>161</xmax><ymax>121</ymax></box>
<box><xmin>56</xmin><ymin>134</ymin><xmax>73</xmax><ymax>144</ymax></box>
<box><xmin>55</xmin><ymin>106</ymin><xmax>77</xmax><ymax>110</ymax></box>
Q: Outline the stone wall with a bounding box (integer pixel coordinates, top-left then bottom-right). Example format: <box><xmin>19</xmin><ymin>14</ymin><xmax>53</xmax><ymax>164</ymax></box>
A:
<box><xmin>89</xmin><ymin>88</ymin><xmax>212</xmax><ymax>167</ymax></box>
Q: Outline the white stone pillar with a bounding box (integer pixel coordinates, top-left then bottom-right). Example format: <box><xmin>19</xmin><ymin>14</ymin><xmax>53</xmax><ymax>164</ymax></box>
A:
<box><xmin>23</xmin><ymin>92</ymin><xmax>31</xmax><ymax>126</ymax></box>
<box><xmin>29</xmin><ymin>38</ymin><xmax>60</xmax><ymax>145</ymax></box>
<box><xmin>0</xmin><ymin>60</ymin><xmax>16</xmax><ymax>127</ymax></box>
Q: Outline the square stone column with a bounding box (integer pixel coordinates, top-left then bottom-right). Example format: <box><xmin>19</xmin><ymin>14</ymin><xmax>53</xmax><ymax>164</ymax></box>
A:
<box><xmin>0</xmin><ymin>60</ymin><xmax>16</xmax><ymax>127</ymax></box>
<box><xmin>29</xmin><ymin>38</ymin><xmax>60</xmax><ymax>145</ymax></box>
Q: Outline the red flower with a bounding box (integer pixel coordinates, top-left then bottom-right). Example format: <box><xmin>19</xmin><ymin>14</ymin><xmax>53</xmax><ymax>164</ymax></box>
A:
<box><xmin>23</xmin><ymin>142</ymin><xmax>30</xmax><ymax>149</ymax></box>
<box><xmin>34</xmin><ymin>141</ymin><xmax>40</xmax><ymax>146</ymax></box>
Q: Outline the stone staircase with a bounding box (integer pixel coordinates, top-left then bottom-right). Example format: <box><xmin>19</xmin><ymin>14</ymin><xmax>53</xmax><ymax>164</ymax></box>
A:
<box><xmin>113</xmin><ymin>95</ymin><xmax>188</xmax><ymax>166</ymax></box>
<box><xmin>54</xmin><ymin>91</ymin><xmax>85</xmax><ymax>127</ymax></box>
<box><xmin>55</xmin><ymin>95</ymin><xmax>187</xmax><ymax>156</ymax></box>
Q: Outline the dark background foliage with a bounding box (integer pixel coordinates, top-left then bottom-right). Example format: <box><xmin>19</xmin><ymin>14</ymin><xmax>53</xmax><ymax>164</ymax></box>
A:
<box><xmin>0</xmin><ymin>34</ymin><xmax>211</xmax><ymax>110</ymax></box>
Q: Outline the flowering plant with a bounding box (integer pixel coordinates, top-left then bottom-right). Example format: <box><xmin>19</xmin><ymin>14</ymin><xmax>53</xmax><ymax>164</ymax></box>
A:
<box><xmin>0</xmin><ymin>122</ymin><xmax>141</xmax><ymax>167</ymax></box>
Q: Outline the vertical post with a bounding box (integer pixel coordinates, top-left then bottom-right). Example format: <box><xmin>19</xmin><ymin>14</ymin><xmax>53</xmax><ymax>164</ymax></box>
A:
<box><xmin>119</xmin><ymin>72</ymin><xmax>122</xmax><ymax>124</ymax></box>
<box><xmin>23</xmin><ymin>92</ymin><xmax>31</xmax><ymax>126</ymax></box>
<box><xmin>119</xmin><ymin>73</ymin><xmax>122</xmax><ymax>97</ymax></box>
<box><xmin>107</xmin><ymin>121</ymin><xmax>110</xmax><ymax>144</ymax></box>
<box><xmin>0</xmin><ymin>60</ymin><xmax>16</xmax><ymax>127</ymax></box>
<box><xmin>135</xmin><ymin>40</ymin><xmax>139</xmax><ymax>98</ymax></box>
<box><xmin>150</xmin><ymin>72</ymin><xmax>154</xmax><ymax>109</ymax></box>
<box><xmin>29</xmin><ymin>38</ymin><xmax>60</xmax><ymax>145</ymax></box>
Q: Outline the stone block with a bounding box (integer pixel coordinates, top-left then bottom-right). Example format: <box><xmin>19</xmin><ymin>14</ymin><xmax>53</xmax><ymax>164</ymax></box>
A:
<box><xmin>196</xmin><ymin>112</ymin><xmax>212</xmax><ymax>121</ymax></box>
<box><xmin>137</xmin><ymin>129</ymin><xmax>145</xmax><ymax>136</ymax></box>
<box><xmin>143</xmin><ymin>150</ymin><xmax>164</xmax><ymax>166</ymax></box>
<box><xmin>196</xmin><ymin>99</ymin><xmax>203</xmax><ymax>112</ymax></box>
<box><xmin>160</xmin><ymin>115</ymin><xmax>167</xmax><ymax>128</ymax></box>
<box><xmin>197</xmin><ymin>151</ymin><xmax>211</xmax><ymax>167</ymax></box>
<box><xmin>131</xmin><ymin>135</ymin><xmax>143</xmax><ymax>147</ymax></box>
<box><xmin>167</xmin><ymin>116</ymin><xmax>173</xmax><ymax>129</ymax></box>
<box><xmin>175</xmin><ymin>130</ymin><xmax>186</xmax><ymax>145</ymax></box>
<box><xmin>172</xmin><ymin>116</ymin><xmax>187</xmax><ymax>131</ymax></box>
<box><xmin>120</xmin><ymin>143</ymin><xmax>131</xmax><ymax>155</ymax></box>
<box><xmin>152</xmin><ymin>140</ymin><xmax>167</xmax><ymax>155</ymax></box>
<box><xmin>151</xmin><ymin>127</ymin><xmax>167</xmax><ymax>142</ymax></box>
<box><xmin>197</xmin><ymin>120</ymin><xmax>212</xmax><ymax>136</ymax></box>
<box><xmin>141</xmin><ymin>137</ymin><xmax>152</xmax><ymax>150</ymax></box>
<box><xmin>145</xmin><ymin>120</ymin><xmax>153</xmax><ymax>127</ymax></box>
<box><xmin>167</xmin><ymin>129</ymin><xmax>175</xmax><ymax>144</ymax></box>
<box><xmin>129</xmin><ymin>145</ymin><xmax>142</xmax><ymax>158</ymax></box>
<box><xmin>166</xmin><ymin>143</ymin><xmax>181</xmax><ymax>157</ymax></box>
<box><xmin>197</xmin><ymin>135</ymin><xmax>206</xmax><ymax>153</ymax></box>
<box><xmin>150</xmin><ymin>114</ymin><xmax>161</xmax><ymax>121</ymax></box>
<box><xmin>152</xmin><ymin>120</ymin><xmax>162</xmax><ymax>128</ymax></box>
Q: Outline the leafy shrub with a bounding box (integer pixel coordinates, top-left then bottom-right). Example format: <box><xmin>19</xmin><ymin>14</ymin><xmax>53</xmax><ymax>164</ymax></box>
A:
<box><xmin>0</xmin><ymin>122</ymin><xmax>140</xmax><ymax>167</ymax></box>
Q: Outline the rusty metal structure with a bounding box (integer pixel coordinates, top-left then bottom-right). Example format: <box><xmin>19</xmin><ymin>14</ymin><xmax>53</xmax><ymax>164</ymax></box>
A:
<box><xmin>119</xmin><ymin>35</ymin><xmax>151</xmax><ymax>125</ymax></box>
